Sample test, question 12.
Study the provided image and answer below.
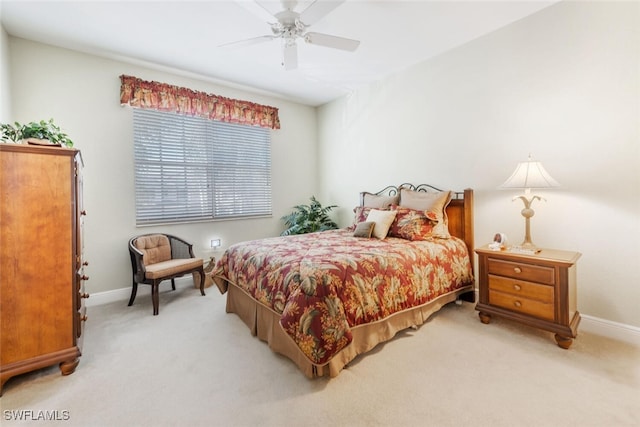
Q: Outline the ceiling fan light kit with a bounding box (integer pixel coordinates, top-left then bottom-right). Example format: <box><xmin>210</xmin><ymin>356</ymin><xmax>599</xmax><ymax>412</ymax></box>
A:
<box><xmin>225</xmin><ymin>0</ymin><xmax>360</xmax><ymax>70</ymax></box>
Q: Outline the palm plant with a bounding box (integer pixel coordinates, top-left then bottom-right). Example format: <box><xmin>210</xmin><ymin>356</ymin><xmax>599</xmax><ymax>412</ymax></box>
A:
<box><xmin>281</xmin><ymin>196</ymin><xmax>338</xmax><ymax>236</ymax></box>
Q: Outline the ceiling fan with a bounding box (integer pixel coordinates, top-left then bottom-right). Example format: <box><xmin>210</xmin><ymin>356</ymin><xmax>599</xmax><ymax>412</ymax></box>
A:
<box><xmin>223</xmin><ymin>0</ymin><xmax>360</xmax><ymax>70</ymax></box>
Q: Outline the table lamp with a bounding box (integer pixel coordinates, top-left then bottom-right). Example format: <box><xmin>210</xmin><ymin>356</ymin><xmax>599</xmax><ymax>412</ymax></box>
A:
<box><xmin>500</xmin><ymin>155</ymin><xmax>559</xmax><ymax>250</ymax></box>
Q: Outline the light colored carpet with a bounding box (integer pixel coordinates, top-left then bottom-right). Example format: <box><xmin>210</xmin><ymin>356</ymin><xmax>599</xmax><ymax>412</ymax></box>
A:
<box><xmin>1</xmin><ymin>286</ymin><xmax>639</xmax><ymax>427</ymax></box>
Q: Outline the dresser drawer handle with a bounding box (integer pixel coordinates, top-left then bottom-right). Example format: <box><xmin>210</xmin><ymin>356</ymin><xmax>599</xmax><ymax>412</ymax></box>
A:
<box><xmin>514</xmin><ymin>300</ymin><xmax>522</xmax><ymax>308</ymax></box>
<box><xmin>513</xmin><ymin>267</ymin><xmax>522</xmax><ymax>274</ymax></box>
<box><xmin>513</xmin><ymin>284</ymin><xmax>522</xmax><ymax>291</ymax></box>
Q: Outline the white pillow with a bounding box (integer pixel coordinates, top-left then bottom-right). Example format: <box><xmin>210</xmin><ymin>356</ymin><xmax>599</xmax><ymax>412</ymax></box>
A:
<box><xmin>366</xmin><ymin>209</ymin><xmax>397</xmax><ymax>239</ymax></box>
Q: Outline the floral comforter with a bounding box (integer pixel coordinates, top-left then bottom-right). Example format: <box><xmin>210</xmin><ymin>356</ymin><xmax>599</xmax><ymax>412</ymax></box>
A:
<box><xmin>212</xmin><ymin>229</ymin><xmax>473</xmax><ymax>365</ymax></box>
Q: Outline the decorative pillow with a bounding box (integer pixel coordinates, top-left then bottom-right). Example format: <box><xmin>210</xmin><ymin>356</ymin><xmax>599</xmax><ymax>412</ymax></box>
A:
<box><xmin>366</xmin><ymin>209</ymin><xmax>397</xmax><ymax>239</ymax></box>
<box><xmin>353</xmin><ymin>221</ymin><xmax>375</xmax><ymax>238</ymax></box>
<box><xmin>361</xmin><ymin>192</ymin><xmax>400</xmax><ymax>209</ymax></box>
<box><xmin>349</xmin><ymin>206</ymin><xmax>371</xmax><ymax>230</ymax></box>
<box><xmin>350</xmin><ymin>205</ymin><xmax>391</xmax><ymax>230</ymax></box>
<box><xmin>399</xmin><ymin>188</ymin><xmax>453</xmax><ymax>238</ymax></box>
<box><xmin>389</xmin><ymin>206</ymin><xmax>437</xmax><ymax>241</ymax></box>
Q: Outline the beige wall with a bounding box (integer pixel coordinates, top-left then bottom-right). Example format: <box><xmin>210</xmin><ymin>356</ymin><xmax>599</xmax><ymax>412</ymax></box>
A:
<box><xmin>0</xmin><ymin>23</ymin><xmax>10</xmax><ymax>121</ymax></box>
<box><xmin>6</xmin><ymin>38</ymin><xmax>318</xmax><ymax>294</ymax></box>
<box><xmin>317</xmin><ymin>1</ymin><xmax>640</xmax><ymax>327</ymax></box>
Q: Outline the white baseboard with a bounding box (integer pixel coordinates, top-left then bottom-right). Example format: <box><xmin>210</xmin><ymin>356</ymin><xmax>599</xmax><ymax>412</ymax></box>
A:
<box><xmin>580</xmin><ymin>314</ymin><xmax>640</xmax><ymax>347</ymax></box>
<box><xmin>86</xmin><ymin>277</ymin><xmax>195</xmax><ymax>307</ymax></box>
<box><xmin>87</xmin><ymin>282</ymin><xmax>640</xmax><ymax>347</ymax></box>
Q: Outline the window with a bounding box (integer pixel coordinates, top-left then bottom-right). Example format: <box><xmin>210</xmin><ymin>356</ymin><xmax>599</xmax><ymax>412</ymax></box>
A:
<box><xmin>133</xmin><ymin>108</ymin><xmax>272</xmax><ymax>225</ymax></box>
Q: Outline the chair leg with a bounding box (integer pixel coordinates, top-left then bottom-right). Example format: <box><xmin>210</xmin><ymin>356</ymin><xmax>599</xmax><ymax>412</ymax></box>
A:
<box><xmin>171</xmin><ymin>278</ymin><xmax>176</xmax><ymax>291</ymax></box>
<box><xmin>152</xmin><ymin>282</ymin><xmax>160</xmax><ymax>315</ymax></box>
<box><xmin>197</xmin><ymin>267</ymin><xmax>206</xmax><ymax>296</ymax></box>
<box><xmin>128</xmin><ymin>280</ymin><xmax>138</xmax><ymax>306</ymax></box>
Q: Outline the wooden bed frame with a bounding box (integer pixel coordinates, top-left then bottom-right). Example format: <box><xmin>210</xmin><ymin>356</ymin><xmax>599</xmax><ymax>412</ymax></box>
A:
<box><xmin>361</xmin><ymin>184</ymin><xmax>475</xmax><ymax>273</ymax></box>
<box><xmin>223</xmin><ymin>185</ymin><xmax>475</xmax><ymax>378</ymax></box>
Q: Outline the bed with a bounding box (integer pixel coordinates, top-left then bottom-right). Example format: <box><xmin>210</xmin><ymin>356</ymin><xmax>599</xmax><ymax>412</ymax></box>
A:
<box><xmin>212</xmin><ymin>184</ymin><xmax>475</xmax><ymax>378</ymax></box>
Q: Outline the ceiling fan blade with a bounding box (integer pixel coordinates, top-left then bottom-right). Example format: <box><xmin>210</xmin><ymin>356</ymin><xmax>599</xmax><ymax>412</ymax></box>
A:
<box><xmin>299</xmin><ymin>0</ymin><xmax>344</xmax><ymax>26</ymax></box>
<box><xmin>282</xmin><ymin>43</ymin><xmax>298</xmax><ymax>70</ymax></box>
<box><xmin>304</xmin><ymin>32</ymin><xmax>360</xmax><ymax>51</ymax></box>
<box><xmin>235</xmin><ymin>1</ymin><xmax>277</xmax><ymax>23</ymax></box>
<box><xmin>218</xmin><ymin>35</ymin><xmax>275</xmax><ymax>48</ymax></box>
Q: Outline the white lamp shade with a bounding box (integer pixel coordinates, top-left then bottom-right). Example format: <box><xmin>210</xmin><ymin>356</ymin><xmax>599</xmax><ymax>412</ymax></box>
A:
<box><xmin>500</xmin><ymin>158</ymin><xmax>560</xmax><ymax>190</ymax></box>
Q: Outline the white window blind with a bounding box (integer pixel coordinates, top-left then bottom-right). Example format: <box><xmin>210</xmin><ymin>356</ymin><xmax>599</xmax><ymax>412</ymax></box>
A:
<box><xmin>133</xmin><ymin>108</ymin><xmax>272</xmax><ymax>225</ymax></box>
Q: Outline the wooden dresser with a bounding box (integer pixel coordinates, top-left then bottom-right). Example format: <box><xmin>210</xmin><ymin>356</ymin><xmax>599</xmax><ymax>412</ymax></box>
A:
<box><xmin>475</xmin><ymin>245</ymin><xmax>581</xmax><ymax>349</ymax></box>
<box><xmin>0</xmin><ymin>144</ymin><xmax>88</xmax><ymax>395</ymax></box>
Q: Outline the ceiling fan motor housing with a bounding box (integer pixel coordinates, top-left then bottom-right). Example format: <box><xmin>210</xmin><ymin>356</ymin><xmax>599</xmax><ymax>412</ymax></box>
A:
<box><xmin>228</xmin><ymin>0</ymin><xmax>360</xmax><ymax>70</ymax></box>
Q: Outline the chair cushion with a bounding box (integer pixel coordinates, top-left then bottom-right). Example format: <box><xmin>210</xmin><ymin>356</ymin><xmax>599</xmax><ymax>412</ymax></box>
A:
<box><xmin>144</xmin><ymin>258</ymin><xmax>204</xmax><ymax>280</ymax></box>
<box><xmin>135</xmin><ymin>234</ymin><xmax>172</xmax><ymax>265</ymax></box>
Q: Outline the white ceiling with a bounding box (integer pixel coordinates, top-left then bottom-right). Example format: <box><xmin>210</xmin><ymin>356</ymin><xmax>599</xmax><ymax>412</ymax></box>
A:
<box><xmin>0</xmin><ymin>0</ymin><xmax>557</xmax><ymax>106</ymax></box>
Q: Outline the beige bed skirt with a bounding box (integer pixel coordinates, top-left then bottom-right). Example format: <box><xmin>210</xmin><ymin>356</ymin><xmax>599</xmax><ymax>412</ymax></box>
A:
<box><xmin>224</xmin><ymin>282</ymin><xmax>475</xmax><ymax>378</ymax></box>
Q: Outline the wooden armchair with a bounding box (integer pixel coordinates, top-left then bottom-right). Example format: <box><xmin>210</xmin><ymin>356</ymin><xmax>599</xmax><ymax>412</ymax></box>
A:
<box><xmin>128</xmin><ymin>234</ymin><xmax>205</xmax><ymax>315</ymax></box>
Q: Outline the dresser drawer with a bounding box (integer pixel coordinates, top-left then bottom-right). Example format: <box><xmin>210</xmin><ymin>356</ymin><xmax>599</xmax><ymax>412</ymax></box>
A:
<box><xmin>489</xmin><ymin>290</ymin><xmax>555</xmax><ymax>321</ymax></box>
<box><xmin>488</xmin><ymin>275</ymin><xmax>554</xmax><ymax>303</ymax></box>
<box><xmin>488</xmin><ymin>258</ymin><xmax>555</xmax><ymax>285</ymax></box>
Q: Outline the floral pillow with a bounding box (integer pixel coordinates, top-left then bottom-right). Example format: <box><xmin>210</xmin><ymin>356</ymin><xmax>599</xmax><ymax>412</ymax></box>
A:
<box><xmin>353</xmin><ymin>206</ymin><xmax>373</xmax><ymax>224</ymax></box>
<box><xmin>398</xmin><ymin>188</ymin><xmax>452</xmax><ymax>239</ymax></box>
<box><xmin>349</xmin><ymin>206</ymin><xmax>386</xmax><ymax>230</ymax></box>
<box><xmin>388</xmin><ymin>206</ymin><xmax>438</xmax><ymax>240</ymax></box>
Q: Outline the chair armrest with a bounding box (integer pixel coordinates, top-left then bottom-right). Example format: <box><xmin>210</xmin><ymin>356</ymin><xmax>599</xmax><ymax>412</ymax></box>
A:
<box><xmin>128</xmin><ymin>239</ymin><xmax>147</xmax><ymax>282</ymax></box>
<box><xmin>167</xmin><ymin>234</ymin><xmax>196</xmax><ymax>259</ymax></box>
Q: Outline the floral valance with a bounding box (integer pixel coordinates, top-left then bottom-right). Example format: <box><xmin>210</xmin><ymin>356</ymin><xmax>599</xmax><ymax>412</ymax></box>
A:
<box><xmin>119</xmin><ymin>75</ymin><xmax>280</xmax><ymax>130</ymax></box>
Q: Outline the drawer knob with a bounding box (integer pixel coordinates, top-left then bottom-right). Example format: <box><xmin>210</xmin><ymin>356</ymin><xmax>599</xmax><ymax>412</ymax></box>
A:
<box><xmin>513</xmin><ymin>284</ymin><xmax>522</xmax><ymax>291</ymax></box>
<box><xmin>514</xmin><ymin>300</ymin><xmax>522</xmax><ymax>308</ymax></box>
<box><xmin>513</xmin><ymin>267</ymin><xmax>522</xmax><ymax>274</ymax></box>
<box><xmin>80</xmin><ymin>315</ymin><xmax>88</xmax><ymax>322</ymax></box>
<box><xmin>81</xmin><ymin>293</ymin><xmax>90</xmax><ymax>299</ymax></box>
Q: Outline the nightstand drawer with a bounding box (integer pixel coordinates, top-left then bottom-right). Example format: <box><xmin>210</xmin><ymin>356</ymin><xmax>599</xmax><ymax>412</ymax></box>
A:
<box><xmin>488</xmin><ymin>258</ymin><xmax>555</xmax><ymax>285</ymax></box>
<box><xmin>488</xmin><ymin>275</ymin><xmax>554</xmax><ymax>303</ymax></box>
<box><xmin>489</xmin><ymin>290</ymin><xmax>555</xmax><ymax>321</ymax></box>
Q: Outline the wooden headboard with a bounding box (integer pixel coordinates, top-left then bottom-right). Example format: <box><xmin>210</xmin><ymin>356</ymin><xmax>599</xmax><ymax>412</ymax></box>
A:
<box><xmin>362</xmin><ymin>184</ymin><xmax>474</xmax><ymax>271</ymax></box>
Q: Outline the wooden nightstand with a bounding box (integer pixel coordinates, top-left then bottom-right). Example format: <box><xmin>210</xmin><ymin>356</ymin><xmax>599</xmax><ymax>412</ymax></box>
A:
<box><xmin>475</xmin><ymin>245</ymin><xmax>581</xmax><ymax>349</ymax></box>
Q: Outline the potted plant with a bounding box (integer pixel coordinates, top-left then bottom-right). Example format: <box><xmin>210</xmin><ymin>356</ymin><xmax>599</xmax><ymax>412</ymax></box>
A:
<box><xmin>0</xmin><ymin>119</ymin><xmax>74</xmax><ymax>147</ymax></box>
<box><xmin>281</xmin><ymin>196</ymin><xmax>338</xmax><ymax>236</ymax></box>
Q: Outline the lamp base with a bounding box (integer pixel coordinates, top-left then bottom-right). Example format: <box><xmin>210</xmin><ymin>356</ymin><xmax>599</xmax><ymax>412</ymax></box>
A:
<box><xmin>514</xmin><ymin>193</ymin><xmax>543</xmax><ymax>254</ymax></box>
<box><xmin>509</xmin><ymin>244</ymin><xmax>541</xmax><ymax>255</ymax></box>
<box><xmin>518</xmin><ymin>241</ymin><xmax>538</xmax><ymax>251</ymax></box>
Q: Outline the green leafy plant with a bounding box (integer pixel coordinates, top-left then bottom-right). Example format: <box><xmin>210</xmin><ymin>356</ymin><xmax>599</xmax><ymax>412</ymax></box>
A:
<box><xmin>0</xmin><ymin>119</ymin><xmax>74</xmax><ymax>147</ymax></box>
<box><xmin>0</xmin><ymin>122</ymin><xmax>21</xmax><ymax>143</ymax></box>
<box><xmin>281</xmin><ymin>196</ymin><xmax>338</xmax><ymax>236</ymax></box>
